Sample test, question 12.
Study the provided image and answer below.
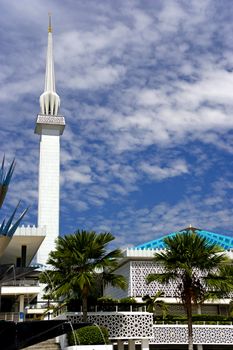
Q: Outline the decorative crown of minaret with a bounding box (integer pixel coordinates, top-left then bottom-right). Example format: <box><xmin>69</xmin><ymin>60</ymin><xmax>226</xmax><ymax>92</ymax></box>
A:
<box><xmin>39</xmin><ymin>14</ymin><xmax>60</xmax><ymax>116</ymax></box>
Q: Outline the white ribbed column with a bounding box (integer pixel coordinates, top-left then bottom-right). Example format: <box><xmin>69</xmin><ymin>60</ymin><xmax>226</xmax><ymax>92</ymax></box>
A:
<box><xmin>141</xmin><ymin>339</ymin><xmax>149</xmax><ymax>350</ymax></box>
<box><xmin>36</xmin><ymin>128</ymin><xmax>60</xmax><ymax>265</ymax></box>
<box><xmin>197</xmin><ymin>345</ymin><xmax>203</xmax><ymax>350</ymax></box>
<box><xmin>128</xmin><ymin>340</ymin><xmax>135</xmax><ymax>350</ymax></box>
<box><xmin>117</xmin><ymin>340</ymin><xmax>124</xmax><ymax>350</ymax></box>
<box><xmin>19</xmin><ymin>294</ymin><xmax>24</xmax><ymax>322</ymax></box>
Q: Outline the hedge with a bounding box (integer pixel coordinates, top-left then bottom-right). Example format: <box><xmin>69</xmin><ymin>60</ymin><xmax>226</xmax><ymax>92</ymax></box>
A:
<box><xmin>68</xmin><ymin>325</ymin><xmax>109</xmax><ymax>345</ymax></box>
<box><xmin>154</xmin><ymin>314</ymin><xmax>233</xmax><ymax>324</ymax></box>
<box><xmin>97</xmin><ymin>296</ymin><xmax>119</xmax><ymax>304</ymax></box>
<box><xmin>119</xmin><ymin>297</ymin><xmax>137</xmax><ymax>304</ymax></box>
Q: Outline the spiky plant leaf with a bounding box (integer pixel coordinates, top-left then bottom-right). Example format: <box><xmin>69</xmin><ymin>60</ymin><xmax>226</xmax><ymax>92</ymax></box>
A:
<box><xmin>0</xmin><ymin>157</ymin><xmax>16</xmax><ymax>208</ymax></box>
<box><xmin>0</xmin><ymin>203</ymin><xmax>28</xmax><ymax>237</ymax></box>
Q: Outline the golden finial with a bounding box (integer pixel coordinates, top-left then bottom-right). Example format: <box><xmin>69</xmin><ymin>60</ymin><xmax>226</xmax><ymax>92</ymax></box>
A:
<box><xmin>48</xmin><ymin>12</ymin><xmax>52</xmax><ymax>33</ymax></box>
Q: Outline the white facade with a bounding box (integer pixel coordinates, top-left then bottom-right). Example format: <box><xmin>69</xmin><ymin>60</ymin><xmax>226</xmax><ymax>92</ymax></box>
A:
<box><xmin>106</xmin><ymin>246</ymin><xmax>233</xmax><ymax>296</ymax></box>
<box><xmin>0</xmin><ymin>225</ymin><xmax>46</xmax><ymax>266</ymax></box>
<box><xmin>35</xmin><ymin>19</ymin><xmax>65</xmax><ymax>266</ymax></box>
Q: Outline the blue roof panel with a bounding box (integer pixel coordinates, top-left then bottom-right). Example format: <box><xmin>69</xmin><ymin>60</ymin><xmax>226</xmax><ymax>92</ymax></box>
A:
<box><xmin>134</xmin><ymin>228</ymin><xmax>233</xmax><ymax>250</ymax></box>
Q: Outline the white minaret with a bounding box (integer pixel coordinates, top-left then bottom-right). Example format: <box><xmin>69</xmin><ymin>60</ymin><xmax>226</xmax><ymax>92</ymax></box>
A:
<box><xmin>35</xmin><ymin>16</ymin><xmax>65</xmax><ymax>266</ymax></box>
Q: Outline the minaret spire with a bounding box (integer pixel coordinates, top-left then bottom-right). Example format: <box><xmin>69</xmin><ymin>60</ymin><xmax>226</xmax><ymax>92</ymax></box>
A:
<box><xmin>48</xmin><ymin>12</ymin><xmax>52</xmax><ymax>33</ymax></box>
<box><xmin>39</xmin><ymin>14</ymin><xmax>60</xmax><ymax>116</ymax></box>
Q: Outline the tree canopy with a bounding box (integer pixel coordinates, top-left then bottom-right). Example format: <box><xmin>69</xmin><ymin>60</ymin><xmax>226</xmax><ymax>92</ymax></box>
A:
<box><xmin>40</xmin><ymin>230</ymin><xmax>127</xmax><ymax>321</ymax></box>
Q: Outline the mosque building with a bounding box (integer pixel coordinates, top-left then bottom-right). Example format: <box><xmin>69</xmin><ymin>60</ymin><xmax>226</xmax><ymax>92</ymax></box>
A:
<box><xmin>0</xmin><ymin>17</ymin><xmax>233</xmax><ymax>350</ymax></box>
<box><xmin>105</xmin><ymin>226</ymin><xmax>233</xmax><ymax>313</ymax></box>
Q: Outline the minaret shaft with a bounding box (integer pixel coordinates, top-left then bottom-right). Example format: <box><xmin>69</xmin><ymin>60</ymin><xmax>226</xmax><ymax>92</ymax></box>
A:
<box><xmin>37</xmin><ymin>130</ymin><xmax>60</xmax><ymax>264</ymax></box>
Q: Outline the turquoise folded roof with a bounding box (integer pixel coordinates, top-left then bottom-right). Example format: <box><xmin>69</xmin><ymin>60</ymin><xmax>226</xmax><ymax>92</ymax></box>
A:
<box><xmin>134</xmin><ymin>227</ymin><xmax>233</xmax><ymax>250</ymax></box>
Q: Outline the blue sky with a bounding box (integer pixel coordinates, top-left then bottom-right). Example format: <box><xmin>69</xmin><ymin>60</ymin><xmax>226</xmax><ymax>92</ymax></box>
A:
<box><xmin>1</xmin><ymin>0</ymin><xmax>233</xmax><ymax>248</ymax></box>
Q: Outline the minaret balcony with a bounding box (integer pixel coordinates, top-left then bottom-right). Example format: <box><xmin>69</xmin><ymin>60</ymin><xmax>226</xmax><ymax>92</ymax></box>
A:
<box><xmin>35</xmin><ymin>114</ymin><xmax>66</xmax><ymax>135</ymax></box>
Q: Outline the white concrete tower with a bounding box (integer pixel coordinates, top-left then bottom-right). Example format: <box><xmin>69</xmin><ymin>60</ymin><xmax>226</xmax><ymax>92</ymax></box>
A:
<box><xmin>35</xmin><ymin>15</ymin><xmax>65</xmax><ymax>266</ymax></box>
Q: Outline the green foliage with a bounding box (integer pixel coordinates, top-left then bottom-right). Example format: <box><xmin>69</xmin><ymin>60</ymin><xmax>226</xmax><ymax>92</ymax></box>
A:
<box><xmin>154</xmin><ymin>314</ymin><xmax>233</xmax><ymax>325</ymax></box>
<box><xmin>67</xmin><ymin>325</ymin><xmax>109</xmax><ymax>345</ymax></box>
<box><xmin>97</xmin><ymin>296</ymin><xmax>119</xmax><ymax>303</ymax></box>
<box><xmin>229</xmin><ymin>300</ymin><xmax>233</xmax><ymax>316</ymax></box>
<box><xmin>40</xmin><ymin>230</ymin><xmax>127</xmax><ymax>321</ymax></box>
<box><xmin>142</xmin><ymin>291</ymin><xmax>168</xmax><ymax>318</ymax></box>
<box><xmin>119</xmin><ymin>297</ymin><xmax>137</xmax><ymax>304</ymax></box>
<box><xmin>192</xmin><ymin>314</ymin><xmax>233</xmax><ymax>322</ymax></box>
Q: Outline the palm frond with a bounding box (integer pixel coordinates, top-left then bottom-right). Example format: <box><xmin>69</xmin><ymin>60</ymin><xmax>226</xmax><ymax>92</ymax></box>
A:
<box><xmin>146</xmin><ymin>271</ymin><xmax>178</xmax><ymax>284</ymax></box>
<box><xmin>103</xmin><ymin>273</ymin><xmax>127</xmax><ymax>290</ymax></box>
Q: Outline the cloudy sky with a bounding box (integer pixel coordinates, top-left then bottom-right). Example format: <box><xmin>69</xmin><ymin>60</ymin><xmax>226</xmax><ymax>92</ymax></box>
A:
<box><xmin>1</xmin><ymin>0</ymin><xmax>233</xmax><ymax>248</ymax></box>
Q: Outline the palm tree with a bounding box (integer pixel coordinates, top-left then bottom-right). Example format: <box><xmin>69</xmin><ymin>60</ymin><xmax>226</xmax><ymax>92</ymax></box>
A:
<box><xmin>142</xmin><ymin>291</ymin><xmax>168</xmax><ymax>319</ymax></box>
<box><xmin>146</xmin><ymin>229</ymin><xmax>233</xmax><ymax>350</ymax></box>
<box><xmin>40</xmin><ymin>230</ymin><xmax>127</xmax><ymax>322</ymax></box>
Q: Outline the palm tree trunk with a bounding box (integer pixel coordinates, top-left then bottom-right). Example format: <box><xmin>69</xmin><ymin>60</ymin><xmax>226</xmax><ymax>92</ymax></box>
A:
<box><xmin>197</xmin><ymin>305</ymin><xmax>203</xmax><ymax>350</ymax></box>
<box><xmin>0</xmin><ymin>285</ymin><xmax>1</xmax><ymax>312</ymax></box>
<box><xmin>82</xmin><ymin>295</ymin><xmax>88</xmax><ymax>323</ymax></box>
<box><xmin>186</xmin><ymin>298</ymin><xmax>193</xmax><ymax>350</ymax></box>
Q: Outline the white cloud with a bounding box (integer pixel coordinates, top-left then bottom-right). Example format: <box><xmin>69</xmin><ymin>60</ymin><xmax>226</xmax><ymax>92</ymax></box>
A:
<box><xmin>137</xmin><ymin>89</ymin><xmax>167</xmax><ymax>106</ymax></box>
<box><xmin>63</xmin><ymin>168</ymin><xmax>92</xmax><ymax>184</ymax></box>
<box><xmin>140</xmin><ymin>159</ymin><xmax>189</xmax><ymax>180</ymax></box>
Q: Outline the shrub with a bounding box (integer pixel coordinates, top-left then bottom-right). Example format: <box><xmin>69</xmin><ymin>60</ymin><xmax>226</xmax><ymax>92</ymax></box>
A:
<box><xmin>97</xmin><ymin>296</ymin><xmax>119</xmax><ymax>304</ymax></box>
<box><xmin>153</xmin><ymin>314</ymin><xmax>233</xmax><ymax>324</ymax></box>
<box><xmin>68</xmin><ymin>325</ymin><xmax>109</xmax><ymax>345</ymax></box>
<box><xmin>119</xmin><ymin>297</ymin><xmax>137</xmax><ymax>304</ymax></box>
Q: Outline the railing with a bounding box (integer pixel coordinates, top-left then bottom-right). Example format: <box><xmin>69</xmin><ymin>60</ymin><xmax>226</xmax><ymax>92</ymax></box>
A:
<box><xmin>52</xmin><ymin>304</ymin><xmax>67</xmax><ymax>318</ymax></box>
<box><xmin>154</xmin><ymin>319</ymin><xmax>233</xmax><ymax>325</ymax></box>
<box><xmin>0</xmin><ymin>312</ymin><xmax>19</xmax><ymax>322</ymax></box>
<box><xmin>2</xmin><ymin>279</ymin><xmax>39</xmax><ymax>287</ymax></box>
<box><xmin>26</xmin><ymin>301</ymin><xmax>60</xmax><ymax>310</ymax></box>
<box><xmin>94</xmin><ymin>304</ymin><xmax>147</xmax><ymax>312</ymax></box>
<box><xmin>59</xmin><ymin>304</ymin><xmax>147</xmax><ymax>313</ymax></box>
